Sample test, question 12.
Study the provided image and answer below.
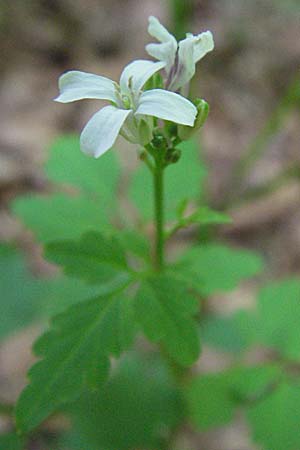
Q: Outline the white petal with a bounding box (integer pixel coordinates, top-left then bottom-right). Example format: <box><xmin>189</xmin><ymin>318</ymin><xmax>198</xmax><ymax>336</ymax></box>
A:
<box><xmin>119</xmin><ymin>60</ymin><xmax>165</xmax><ymax>95</ymax></box>
<box><xmin>169</xmin><ymin>36</ymin><xmax>195</xmax><ymax>91</ymax></box>
<box><xmin>146</xmin><ymin>16</ymin><xmax>177</xmax><ymax>72</ymax></box>
<box><xmin>54</xmin><ymin>71</ymin><xmax>117</xmax><ymax>103</ymax></box>
<box><xmin>193</xmin><ymin>31</ymin><xmax>214</xmax><ymax>63</ymax></box>
<box><xmin>80</xmin><ymin>106</ymin><xmax>131</xmax><ymax>158</ymax></box>
<box><xmin>148</xmin><ymin>16</ymin><xmax>177</xmax><ymax>44</ymax></box>
<box><xmin>168</xmin><ymin>31</ymin><xmax>214</xmax><ymax>91</ymax></box>
<box><xmin>136</xmin><ymin>89</ymin><xmax>197</xmax><ymax>126</ymax></box>
<box><xmin>146</xmin><ymin>41</ymin><xmax>177</xmax><ymax>74</ymax></box>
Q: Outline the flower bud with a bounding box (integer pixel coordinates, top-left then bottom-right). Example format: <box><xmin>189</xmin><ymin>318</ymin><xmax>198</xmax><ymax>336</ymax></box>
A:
<box><xmin>194</xmin><ymin>99</ymin><xmax>210</xmax><ymax>128</ymax></box>
<box><xmin>139</xmin><ymin>149</ymin><xmax>148</xmax><ymax>161</ymax></box>
<box><xmin>178</xmin><ymin>98</ymin><xmax>209</xmax><ymax>140</ymax></box>
<box><xmin>152</xmin><ymin>131</ymin><xmax>166</xmax><ymax>149</ymax></box>
<box><xmin>166</xmin><ymin>149</ymin><xmax>181</xmax><ymax>164</ymax></box>
<box><xmin>138</xmin><ymin>119</ymin><xmax>153</xmax><ymax>146</ymax></box>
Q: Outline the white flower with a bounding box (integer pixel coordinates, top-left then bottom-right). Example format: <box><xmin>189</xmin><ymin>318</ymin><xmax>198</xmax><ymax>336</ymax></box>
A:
<box><xmin>146</xmin><ymin>16</ymin><xmax>214</xmax><ymax>92</ymax></box>
<box><xmin>55</xmin><ymin>59</ymin><xmax>197</xmax><ymax>158</ymax></box>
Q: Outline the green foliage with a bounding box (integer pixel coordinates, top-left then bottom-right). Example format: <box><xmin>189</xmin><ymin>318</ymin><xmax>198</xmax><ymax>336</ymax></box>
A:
<box><xmin>0</xmin><ymin>244</ymin><xmax>43</xmax><ymax>339</ymax></box>
<box><xmin>135</xmin><ymin>275</ymin><xmax>200</xmax><ymax>366</ymax></box>
<box><xmin>5</xmin><ymin>11</ymin><xmax>298</xmax><ymax>449</ymax></box>
<box><xmin>166</xmin><ymin>206</ymin><xmax>231</xmax><ymax>239</ymax></box>
<box><xmin>196</xmin><ymin>278</ymin><xmax>300</xmax><ymax>449</ymax></box>
<box><xmin>0</xmin><ymin>433</ymin><xmax>24</xmax><ymax>450</ymax></box>
<box><xmin>12</xmin><ymin>193</ymin><xmax>110</xmax><ymax>242</ymax></box>
<box><xmin>16</xmin><ymin>289</ymin><xmax>136</xmax><ymax>433</ymax></box>
<box><xmin>179</xmin><ymin>206</ymin><xmax>231</xmax><ymax>227</ymax></box>
<box><xmin>8</xmin><ymin>133</ymin><xmax>272</xmax><ymax>446</ymax></box>
<box><xmin>201</xmin><ymin>310</ymin><xmax>256</xmax><ymax>353</ymax></box>
<box><xmin>202</xmin><ymin>278</ymin><xmax>300</xmax><ymax>359</ymax></box>
<box><xmin>45</xmin><ymin>231</ymin><xmax>132</xmax><ymax>287</ymax></box>
<box><xmin>116</xmin><ymin>229</ymin><xmax>150</xmax><ymax>260</ymax></box>
<box><xmin>0</xmin><ymin>243</ymin><xmax>104</xmax><ymax>339</ymax></box>
<box><xmin>247</xmin><ymin>381</ymin><xmax>300</xmax><ymax>450</ymax></box>
<box><xmin>65</xmin><ymin>353</ymin><xmax>184</xmax><ymax>450</ymax></box>
<box><xmin>39</xmin><ymin>276</ymin><xmax>102</xmax><ymax>316</ymax></box>
<box><xmin>254</xmin><ymin>279</ymin><xmax>300</xmax><ymax>359</ymax></box>
<box><xmin>129</xmin><ymin>139</ymin><xmax>207</xmax><ymax>221</ymax></box>
<box><xmin>12</xmin><ymin>135</ymin><xmax>120</xmax><ymax>243</ymax></box>
<box><xmin>186</xmin><ymin>365</ymin><xmax>282</xmax><ymax>430</ymax></box>
<box><xmin>45</xmin><ymin>135</ymin><xmax>120</xmax><ymax>207</ymax></box>
<box><xmin>171</xmin><ymin>244</ymin><xmax>263</xmax><ymax>296</ymax></box>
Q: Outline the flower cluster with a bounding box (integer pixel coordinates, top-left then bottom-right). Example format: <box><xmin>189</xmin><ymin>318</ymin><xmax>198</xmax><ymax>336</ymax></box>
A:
<box><xmin>55</xmin><ymin>16</ymin><xmax>214</xmax><ymax>158</ymax></box>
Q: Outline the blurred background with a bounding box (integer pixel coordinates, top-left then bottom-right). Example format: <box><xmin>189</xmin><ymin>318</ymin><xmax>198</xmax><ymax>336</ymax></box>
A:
<box><xmin>0</xmin><ymin>0</ymin><xmax>300</xmax><ymax>449</ymax></box>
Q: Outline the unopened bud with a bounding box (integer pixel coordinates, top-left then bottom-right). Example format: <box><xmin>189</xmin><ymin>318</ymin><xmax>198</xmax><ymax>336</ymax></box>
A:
<box><xmin>178</xmin><ymin>99</ymin><xmax>210</xmax><ymax>140</ymax></box>
<box><xmin>152</xmin><ymin>132</ymin><xmax>166</xmax><ymax>149</ymax></box>
<box><xmin>166</xmin><ymin>149</ymin><xmax>181</xmax><ymax>164</ymax></box>
<box><xmin>194</xmin><ymin>99</ymin><xmax>210</xmax><ymax>128</ymax></box>
<box><xmin>139</xmin><ymin>149</ymin><xmax>148</xmax><ymax>161</ymax></box>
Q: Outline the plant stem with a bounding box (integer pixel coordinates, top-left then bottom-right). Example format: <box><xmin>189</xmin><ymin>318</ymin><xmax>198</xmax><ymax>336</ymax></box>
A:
<box><xmin>153</xmin><ymin>154</ymin><xmax>164</xmax><ymax>271</ymax></box>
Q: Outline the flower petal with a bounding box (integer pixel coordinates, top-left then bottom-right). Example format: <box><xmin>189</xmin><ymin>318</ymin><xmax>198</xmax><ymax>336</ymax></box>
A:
<box><xmin>168</xmin><ymin>31</ymin><xmax>214</xmax><ymax>91</ymax></box>
<box><xmin>136</xmin><ymin>89</ymin><xmax>197</xmax><ymax>126</ymax></box>
<box><xmin>169</xmin><ymin>36</ymin><xmax>195</xmax><ymax>91</ymax></box>
<box><xmin>119</xmin><ymin>60</ymin><xmax>165</xmax><ymax>95</ymax></box>
<box><xmin>193</xmin><ymin>31</ymin><xmax>214</xmax><ymax>63</ymax></box>
<box><xmin>54</xmin><ymin>71</ymin><xmax>117</xmax><ymax>103</ymax></box>
<box><xmin>148</xmin><ymin>16</ymin><xmax>177</xmax><ymax>45</ymax></box>
<box><xmin>80</xmin><ymin>105</ymin><xmax>131</xmax><ymax>158</ymax></box>
<box><xmin>146</xmin><ymin>16</ymin><xmax>177</xmax><ymax>72</ymax></box>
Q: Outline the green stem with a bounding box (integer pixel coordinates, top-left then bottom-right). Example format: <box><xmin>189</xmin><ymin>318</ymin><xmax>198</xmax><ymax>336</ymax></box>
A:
<box><xmin>153</xmin><ymin>155</ymin><xmax>165</xmax><ymax>271</ymax></box>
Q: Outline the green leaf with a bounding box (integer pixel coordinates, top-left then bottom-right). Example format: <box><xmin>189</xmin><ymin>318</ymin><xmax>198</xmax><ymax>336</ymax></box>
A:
<box><xmin>186</xmin><ymin>365</ymin><xmax>281</xmax><ymax>431</ymax></box>
<box><xmin>172</xmin><ymin>244</ymin><xmax>263</xmax><ymax>296</ymax></box>
<box><xmin>45</xmin><ymin>231</ymin><xmax>132</xmax><ymax>287</ymax></box>
<box><xmin>166</xmin><ymin>206</ymin><xmax>232</xmax><ymax>239</ymax></box>
<box><xmin>40</xmin><ymin>276</ymin><xmax>108</xmax><ymax>317</ymax></box>
<box><xmin>0</xmin><ymin>244</ymin><xmax>114</xmax><ymax>339</ymax></box>
<box><xmin>12</xmin><ymin>134</ymin><xmax>120</xmax><ymax>243</ymax></box>
<box><xmin>0</xmin><ymin>433</ymin><xmax>24</xmax><ymax>450</ymax></box>
<box><xmin>201</xmin><ymin>310</ymin><xmax>256</xmax><ymax>353</ymax></box>
<box><xmin>66</xmin><ymin>352</ymin><xmax>184</xmax><ymax>450</ymax></box>
<box><xmin>12</xmin><ymin>193</ymin><xmax>110</xmax><ymax>243</ymax></box>
<box><xmin>45</xmin><ymin>134</ymin><xmax>120</xmax><ymax>208</ymax></box>
<box><xmin>179</xmin><ymin>206</ymin><xmax>231</xmax><ymax>227</ymax></box>
<box><xmin>0</xmin><ymin>244</ymin><xmax>44</xmax><ymax>339</ymax></box>
<box><xmin>247</xmin><ymin>382</ymin><xmax>300</xmax><ymax>450</ymax></box>
<box><xmin>116</xmin><ymin>229</ymin><xmax>150</xmax><ymax>260</ymax></box>
<box><xmin>16</xmin><ymin>291</ymin><xmax>136</xmax><ymax>433</ymax></box>
<box><xmin>129</xmin><ymin>139</ymin><xmax>206</xmax><ymax>221</ymax></box>
<box><xmin>135</xmin><ymin>275</ymin><xmax>200</xmax><ymax>366</ymax></box>
<box><xmin>187</xmin><ymin>371</ymin><xmax>236</xmax><ymax>430</ymax></box>
<box><xmin>254</xmin><ymin>278</ymin><xmax>300</xmax><ymax>359</ymax></box>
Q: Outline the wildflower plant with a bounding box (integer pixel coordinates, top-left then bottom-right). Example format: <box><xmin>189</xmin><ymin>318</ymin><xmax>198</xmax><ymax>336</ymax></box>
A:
<box><xmin>12</xmin><ymin>16</ymin><xmax>287</xmax><ymax>450</ymax></box>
